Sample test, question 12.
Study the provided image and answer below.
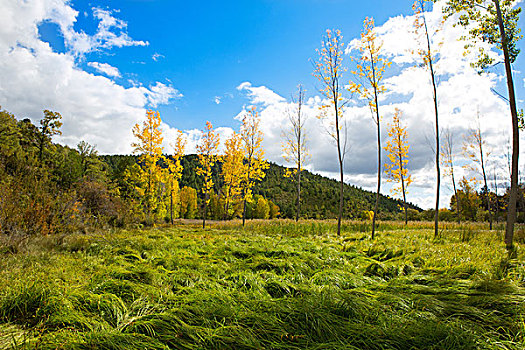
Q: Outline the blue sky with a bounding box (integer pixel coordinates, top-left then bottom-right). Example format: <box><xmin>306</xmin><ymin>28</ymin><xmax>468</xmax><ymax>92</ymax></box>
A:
<box><xmin>39</xmin><ymin>0</ymin><xmax>428</xmax><ymax>129</ymax></box>
<box><xmin>2</xmin><ymin>0</ymin><xmax>524</xmax><ymax>208</ymax></box>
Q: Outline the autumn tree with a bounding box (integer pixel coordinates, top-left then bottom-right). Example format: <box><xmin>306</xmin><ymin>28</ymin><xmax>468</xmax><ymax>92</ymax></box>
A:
<box><xmin>180</xmin><ymin>186</ymin><xmax>197</xmax><ymax>219</ymax></box>
<box><xmin>384</xmin><ymin>109</ymin><xmax>412</xmax><ymax>225</ymax></box>
<box><xmin>167</xmin><ymin>131</ymin><xmax>186</xmax><ymax>224</ymax></box>
<box><xmin>451</xmin><ymin>176</ymin><xmax>481</xmax><ymax>221</ymax></box>
<box><xmin>38</xmin><ymin>110</ymin><xmax>62</xmax><ymax>163</ymax></box>
<box><xmin>282</xmin><ymin>84</ymin><xmax>310</xmax><ymax>222</ymax></box>
<box><xmin>413</xmin><ymin>0</ymin><xmax>443</xmax><ymax>238</ymax></box>
<box><xmin>349</xmin><ymin>17</ymin><xmax>391</xmax><ymax>238</ymax></box>
<box><xmin>313</xmin><ymin>29</ymin><xmax>348</xmax><ymax>236</ymax></box>
<box><xmin>196</xmin><ymin>121</ymin><xmax>220</xmax><ymax>229</ymax></box>
<box><xmin>128</xmin><ymin>110</ymin><xmax>166</xmax><ymax>223</ymax></box>
<box><xmin>441</xmin><ymin>129</ymin><xmax>461</xmax><ymax>223</ymax></box>
<box><xmin>442</xmin><ymin>0</ymin><xmax>521</xmax><ymax>249</ymax></box>
<box><xmin>221</xmin><ymin>131</ymin><xmax>244</xmax><ymax>219</ymax></box>
<box><xmin>463</xmin><ymin>113</ymin><xmax>493</xmax><ymax>229</ymax></box>
<box><xmin>240</xmin><ymin>106</ymin><xmax>269</xmax><ymax>226</ymax></box>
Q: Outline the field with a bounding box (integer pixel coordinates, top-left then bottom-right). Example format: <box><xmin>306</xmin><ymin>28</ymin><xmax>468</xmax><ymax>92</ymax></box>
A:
<box><xmin>0</xmin><ymin>220</ymin><xmax>524</xmax><ymax>349</ymax></box>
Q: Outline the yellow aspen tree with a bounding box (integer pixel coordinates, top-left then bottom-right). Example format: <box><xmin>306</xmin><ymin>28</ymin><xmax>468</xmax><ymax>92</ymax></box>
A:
<box><xmin>221</xmin><ymin>131</ymin><xmax>244</xmax><ymax>219</ymax></box>
<box><xmin>196</xmin><ymin>121</ymin><xmax>220</xmax><ymax>229</ymax></box>
<box><xmin>313</xmin><ymin>29</ymin><xmax>348</xmax><ymax>236</ymax></box>
<box><xmin>413</xmin><ymin>0</ymin><xmax>444</xmax><ymax>238</ymax></box>
<box><xmin>441</xmin><ymin>129</ymin><xmax>461</xmax><ymax>223</ymax></box>
<box><xmin>463</xmin><ymin>112</ymin><xmax>493</xmax><ymax>229</ymax></box>
<box><xmin>349</xmin><ymin>17</ymin><xmax>391</xmax><ymax>238</ymax></box>
<box><xmin>282</xmin><ymin>84</ymin><xmax>310</xmax><ymax>222</ymax></box>
<box><xmin>442</xmin><ymin>0</ymin><xmax>521</xmax><ymax>249</ymax></box>
<box><xmin>240</xmin><ymin>106</ymin><xmax>269</xmax><ymax>226</ymax></box>
<box><xmin>167</xmin><ymin>130</ymin><xmax>186</xmax><ymax>225</ymax></box>
<box><xmin>130</xmin><ymin>109</ymin><xmax>165</xmax><ymax>223</ymax></box>
<box><xmin>384</xmin><ymin>109</ymin><xmax>412</xmax><ymax>225</ymax></box>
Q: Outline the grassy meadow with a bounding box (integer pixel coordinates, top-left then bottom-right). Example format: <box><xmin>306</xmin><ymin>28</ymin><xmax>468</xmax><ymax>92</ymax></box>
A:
<box><xmin>0</xmin><ymin>220</ymin><xmax>524</xmax><ymax>349</ymax></box>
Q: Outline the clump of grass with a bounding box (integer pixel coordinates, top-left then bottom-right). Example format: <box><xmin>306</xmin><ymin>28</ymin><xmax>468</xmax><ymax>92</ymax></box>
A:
<box><xmin>0</xmin><ymin>222</ymin><xmax>523</xmax><ymax>349</ymax></box>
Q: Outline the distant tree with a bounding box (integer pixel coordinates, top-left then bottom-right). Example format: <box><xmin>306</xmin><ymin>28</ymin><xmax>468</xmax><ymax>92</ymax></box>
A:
<box><xmin>413</xmin><ymin>0</ymin><xmax>444</xmax><ymax>238</ymax></box>
<box><xmin>282</xmin><ymin>84</ymin><xmax>309</xmax><ymax>222</ymax></box>
<box><xmin>196</xmin><ymin>121</ymin><xmax>220</xmax><ymax>229</ymax></box>
<box><xmin>240</xmin><ymin>107</ymin><xmax>269</xmax><ymax>226</ymax></box>
<box><xmin>254</xmin><ymin>196</ymin><xmax>270</xmax><ymax>219</ymax></box>
<box><xmin>463</xmin><ymin>112</ymin><xmax>493</xmax><ymax>229</ymax></box>
<box><xmin>441</xmin><ymin>129</ymin><xmax>461</xmax><ymax>223</ymax></box>
<box><xmin>313</xmin><ymin>29</ymin><xmax>348</xmax><ymax>236</ymax></box>
<box><xmin>38</xmin><ymin>110</ymin><xmax>62</xmax><ymax>163</ymax></box>
<box><xmin>384</xmin><ymin>109</ymin><xmax>412</xmax><ymax>225</ymax></box>
<box><xmin>167</xmin><ymin>131</ymin><xmax>186</xmax><ymax>224</ymax></box>
<box><xmin>349</xmin><ymin>17</ymin><xmax>391</xmax><ymax>237</ymax></box>
<box><xmin>442</xmin><ymin>0</ymin><xmax>522</xmax><ymax>249</ymax></box>
<box><xmin>451</xmin><ymin>177</ymin><xmax>481</xmax><ymax>221</ymax></box>
<box><xmin>221</xmin><ymin>131</ymin><xmax>244</xmax><ymax>219</ymax></box>
<box><xmin>128</xmin><ymin>110</ymin><xmax>166</xmax><ymax>223</ymax></box>
<box><xmin>180</xmin><ymin>186</ymin><xmax>197</xmax><ymax>219</ymax></box>
<box><xmin>269</xmin><ymin>200</ymin><xmax>280</xmax><ymax>219</ymax></box>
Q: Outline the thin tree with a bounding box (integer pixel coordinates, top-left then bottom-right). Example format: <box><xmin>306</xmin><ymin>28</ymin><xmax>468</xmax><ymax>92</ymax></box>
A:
<box><xmin>313</xmin><ymin>29</ymin><xmax>348</xmax><ymax>236</ymax></box>
<box><xmin>442</xmin><ymin>0</ymin><xmax>521</xmax><ymax>248</ymax></box>
<box><xmin>167</xmin><ymin>131</ymin><xmax>186</xmax><ymax>225</ymax></box>
<box><xmin>282</xmin><ymin>85</ymin><xmax>310</xmax><ymax>222</ymax></box>
<box><xmin>384</xmin><ymin>108</ymin><xmax>412</xmax><ymax>225</ymax></box>
<box><xmin>441</xmin><ymin>129</ymin><xmax>461</xmax><ymax>223</ymax></box>
<box><xmin>130</xmin><ymin>110</ymin><xmax>165</xmax><ymax>222</ymax></box>
<box><xmin>413</xmin><ymin>0</ymin><xmax>443</xmax><ymax>238</ymax></box>
<box><xmin>463</xmin><ymin>112</ymin><xmax>493</xmax><ymax>229</ymax></box>
<box><xmin>221</xmin><ymin>131</ymin><xmax>244</xmax><ymax>219</ymax></box>
<box><xmin>196</xmin><ymin>121</ymin><xmax>220</xmax><ymax>229</ymax></box>
<box><xmin>349</xmin><ymin>17</ymin><xmax>391</xmax><ymax>238</ymax></box>
<box><xmin>240</xmin><ymin>106</ymin><xmax>268</xmax><ymax>226</ymax></box>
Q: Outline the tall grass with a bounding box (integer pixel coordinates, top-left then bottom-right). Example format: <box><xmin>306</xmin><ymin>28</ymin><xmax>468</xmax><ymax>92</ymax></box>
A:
<box><xmin>0</xmin><ymin>222</ymin><xmax>523</xmax><ymax>349</ymax></box>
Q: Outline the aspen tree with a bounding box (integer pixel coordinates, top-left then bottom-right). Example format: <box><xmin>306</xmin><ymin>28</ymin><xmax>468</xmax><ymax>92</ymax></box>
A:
<box><xmin>196</xmin><ymin>121</ymin><xmax>220</xmax><ymax>229</ymax></box>
<box><xmin>413</xmin><ymin>0</ymin><xmax>444</xmax><ymax>238</ymax></box>
<box><xmin>313</xmin><ymin>29</ymin><xmax>348</xmax><ymax>236</ymax></box>
<box><xmin>442</xmin><ymin>0</ymin><xmax>521</xmax><ymax>248</ymax></box>
<box><xmin>442</xmin><ymin>129</ymin><xmax>461</xmax><ymax>223</ymax></box>
<box><xmin>384</xmin><ymin>109</ymin><xmax>412</xmax><ymax>225</ymax></box>
<box><xmin>349</xmin><ymin>17</ymin><xmax>391</xmax><ymax>238</ymax></box>
<box><xmin>282</xmin><ymin>85</ymin><xmax>309</xmax><ymax>222</ymax></box>
<box><xmin>463</xmin><ymin>113</ymin><xmax>493</xmax><ymax>229</ymax></box>
<box><xmin>221</xmin><ymin>131</ymin><xmax>244</xmax><ymax>219</ymax></box>
<box><xmin>240</xmin><ymin>106</ymin><xmax>269</xmax><ymax>226</ymax></box>
<box><xmin>167</xmin><ymin>131</ymin><xmax>186</xmax><ymax>225</ymax></box>
<box><xmin>130</xmin><ymin>110</ymin><xmax>165</xmax><ymax>223</ymax></box>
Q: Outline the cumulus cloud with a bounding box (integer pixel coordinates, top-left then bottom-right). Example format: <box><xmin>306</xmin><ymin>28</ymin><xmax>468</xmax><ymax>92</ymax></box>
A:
<box><xmin>87</xmin><ymin>62</ymin><xmax>121</xmax><ymax>77</ymax></box>
<box><xmin>0</xmin><ymin>0</ymin><xmax>176</xmax><ymax>154</ymax></box>
<box><xmin>235</xmin><ymin>2</ymin><xmax>524</xmax><ymax>209</ymax></box>
<box><xmin>152</xmin><ymin>53</ymin><xmax>164</xmax><ymax>61</ymax></box>
<box><xmin>237</xmin><ymin>82</ymin><xmax>286</xmax><ymax>106</ymax></box>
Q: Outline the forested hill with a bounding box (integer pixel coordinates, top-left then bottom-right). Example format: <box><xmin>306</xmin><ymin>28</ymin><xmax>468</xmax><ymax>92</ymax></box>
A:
<box><xmin>101</xmin><ymin>154</ymin><xmax>421</xmax><ymax>220</ymax></box>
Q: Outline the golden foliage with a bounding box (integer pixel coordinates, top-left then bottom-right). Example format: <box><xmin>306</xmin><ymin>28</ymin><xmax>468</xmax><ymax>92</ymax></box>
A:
<box><xmin>384</xmin><ymin>109</ymin><xmax>412</xmax><ymax>197</ymax></box>
<box><xmin>348</xmin><ymin>17</ymin><xmax>391</xmax><ymax>115</ymax></box>
<box><xmin>196</xmin><ymin>121</ymin><xmax>220</xmax><ymax>206</ymax></box>
<box><xmin>221</xmin><ymin>131</ymin><xmax>244</xmax><ymax>217</ymax></box>
<box><xmin>240</xmin><ymin>106</ymin><xmax>269</xmax><ymax>203</ymax></box>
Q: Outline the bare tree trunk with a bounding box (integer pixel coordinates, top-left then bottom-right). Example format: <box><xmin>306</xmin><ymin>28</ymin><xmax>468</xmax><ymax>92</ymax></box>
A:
<box><xmin>451</xmin><ymin>169</ymin><xmax>460</xmax><ymax>223</ymax></box>
<box><xmin>494</xmin><ymin>0</ymin><xmax>519</xmax><ymax>250</ymax></box>
<box><xmin>170</xmin><ymin>191</ymin><xmax>173</xmax><ymax>225</ymax></box>
<box><xmin>202</xmin><ymin>193</ymin><xmax>208</xmax><ymax>229</ymax></box>
<box><xmin>296</xmin><ymin>170</ymin><xmax>301</xmax><ymax>222</ymax></box>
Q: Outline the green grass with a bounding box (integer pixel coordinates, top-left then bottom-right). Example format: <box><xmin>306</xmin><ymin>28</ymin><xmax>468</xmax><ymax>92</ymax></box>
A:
<box><xmin>0</xmin><ymin>220</ymin><xmax>524</xmax><ymax>349</ymax></box>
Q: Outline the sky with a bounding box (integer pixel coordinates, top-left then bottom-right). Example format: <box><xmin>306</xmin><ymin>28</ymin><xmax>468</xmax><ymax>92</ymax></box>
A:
<box><xmin>0</xmin><ymin>0</ymin><xmax>524</xmax><ymax>209</ymax></box>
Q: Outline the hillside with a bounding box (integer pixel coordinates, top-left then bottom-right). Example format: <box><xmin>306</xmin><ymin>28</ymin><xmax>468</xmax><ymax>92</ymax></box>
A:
<box><xmin>101</xmin><ymin>154</ymin><xmax>420</xmax><ymax>220</ymax></box>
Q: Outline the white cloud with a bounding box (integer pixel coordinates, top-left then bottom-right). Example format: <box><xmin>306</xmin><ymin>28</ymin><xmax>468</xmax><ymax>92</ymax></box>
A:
<box><xmin>234</xmin><ymin>1</ymin><xmax>524</xmax><ymax>209</ymax></box>
<box><xmin>142</xmin><ymin>82</ymin><xmax>182</xmax><ymax>108</ymax></box>
<box><xmin>237</xmin><ymin>81</ymin><xmax>286</xmax><ymax>106</ymax></box>
<box><xmin>214</xmin><ymin>96</ymin><xmax>221</xmax><ymax>104</ymax></box>
<box><xmin>87</xmin><ymin>62</ymin><xmax>121</xmax><ymax>77</ymax></box>
<box><xmin>0</xmin><ymin>0</ymin><xmax>177</xmax><ymax>154</ymax></box>
<box><xmin>152</xmin><ymin>53</ymin><xmax>164</xmax><ymax>61</ymax></box>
